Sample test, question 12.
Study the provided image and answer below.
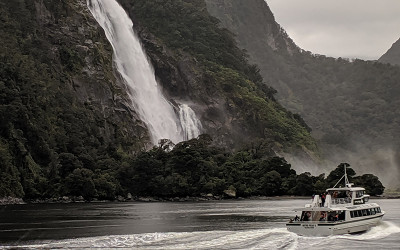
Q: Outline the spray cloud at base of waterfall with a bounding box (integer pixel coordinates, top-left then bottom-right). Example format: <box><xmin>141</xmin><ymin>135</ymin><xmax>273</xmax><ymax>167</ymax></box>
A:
<box><xmin>87</xmin><ymin>0</ymin><xmax>201</xmax><ymax>145</ymax></box>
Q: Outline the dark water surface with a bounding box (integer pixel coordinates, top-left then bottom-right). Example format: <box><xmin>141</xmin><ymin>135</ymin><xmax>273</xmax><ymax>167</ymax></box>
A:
<box><xmin>0</xmin><ymin>199</ymin><xmax>399</xmax><ymax>249</ymax></box>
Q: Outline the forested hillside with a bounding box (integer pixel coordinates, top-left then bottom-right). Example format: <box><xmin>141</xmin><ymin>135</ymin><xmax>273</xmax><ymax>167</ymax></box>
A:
<box><xmin>0</xmin><ymin>0</ymin><xmax>322</xmax><ymax>200</ymax></box>
<box><xmin>205</xmin><ymin>0</ymin><xmax>400</xmax><ymax>187</ymax></box>
<box><xmin>118</xmin><ymin>0</ymin><xmax>318</xmax><ymax>155</ymax></box>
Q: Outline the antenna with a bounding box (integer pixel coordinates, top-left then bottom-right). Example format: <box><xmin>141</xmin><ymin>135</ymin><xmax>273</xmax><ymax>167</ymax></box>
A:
<box><xmin>344</xmin><ymin>164</ymin><xmax>349</xmax><ymax>185</ymax></box>
<box><xmin>333</xmin><ymin>163</ymin><xmax>350</xmax><ymax>188</ymax></box>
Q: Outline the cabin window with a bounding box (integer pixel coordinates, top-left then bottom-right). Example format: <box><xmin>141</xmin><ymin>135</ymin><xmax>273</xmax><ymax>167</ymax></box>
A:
<box><xmin>356</xmin><ymin>190</ymin><xmax>365</xmax><ymax>198</ymax></box>
<box><xmin>377</xmin><ymin>207</ymin><xmax>381</xmax><ymax>213</ymax></box>
<box><xmin>350</xmin><ymin>211</ymin><xmax>354</xmax><ymax>218</ymax></box>
<box><xmin>301</xmin><ymin>211</ymin><xmax>312</xmax><ymax>221</ymax></box>
<box><xmin>362</xmin><ymin>209</ymin><xmax>368</xmax><ymax>216</ymax></box>
<box><xmin>339</xmin><ymin>211</ymin><xmax>345</xmax><ymax>220</ymax></box>
<box><xmin>371</xmin><ymin>208</ymin><xmax>376</xmax><ymax>215</ymax></box>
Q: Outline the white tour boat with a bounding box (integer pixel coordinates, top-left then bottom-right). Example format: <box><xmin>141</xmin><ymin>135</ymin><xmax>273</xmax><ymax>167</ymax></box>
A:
<box><xmin>286</xmin><ymin>166</ymin><xmax>384</xmax><ymax>236</ymax></box>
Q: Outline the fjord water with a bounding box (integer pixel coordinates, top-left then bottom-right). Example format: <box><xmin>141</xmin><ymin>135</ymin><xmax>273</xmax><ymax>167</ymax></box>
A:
<box><xmin>87</xmin><ymin>0</ymin><xmax>201</xmax><ymax>144</ymax></box>
<box><xmin>1</xmin><ymin>199</ymin><xmax>399</xmax><ymax>249</ymax></box>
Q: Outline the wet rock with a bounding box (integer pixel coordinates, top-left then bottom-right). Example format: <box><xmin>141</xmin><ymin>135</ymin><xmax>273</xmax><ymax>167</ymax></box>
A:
<box><xmin>223</xmin><ymin>188</ymin><xmax>236</xmax><ymax>198</ymax></box>
<box><xmin>0</xmin><ymin>197</ymin><xmax>25</xmax><ymax>205</ymax></box>
<box><xmin>127</xmin><ymin>193</ymin><xmax>133</xmax><ymax>200</ymax></box>
<box><xmin>75</xmin><ymin>196</ymin><xmax>85</xmax><ymax>202</ymax></box>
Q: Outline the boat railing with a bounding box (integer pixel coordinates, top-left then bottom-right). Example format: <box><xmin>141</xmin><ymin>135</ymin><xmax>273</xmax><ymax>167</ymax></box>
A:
<box><xmin>331</xmin><ymin>197</ymin><xmax>351</xmax><ymax>205</ymax></box>
<box><xmin>289</xmin><ymin>220</ymin><xmax>343</xmax><ymax>224</ymax></box>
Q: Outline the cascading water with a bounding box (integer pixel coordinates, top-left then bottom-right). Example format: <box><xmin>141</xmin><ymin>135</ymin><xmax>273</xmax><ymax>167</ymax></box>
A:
<box><xmin>87</xmin><ymin>0</ymin><xmax>202</xmax><ymax>144</ymax></box>
<box><xmin>178</xmin><ymin>104</ymin><xmax>202</xmax><ymax>141</ymax></box>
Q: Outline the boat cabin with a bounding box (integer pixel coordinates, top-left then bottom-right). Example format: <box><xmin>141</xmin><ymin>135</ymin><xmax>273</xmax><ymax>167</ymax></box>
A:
<box><xmin>325</xmin><ymin>183</ymin><xmax>370</xmax><ymax>206</ymax></box>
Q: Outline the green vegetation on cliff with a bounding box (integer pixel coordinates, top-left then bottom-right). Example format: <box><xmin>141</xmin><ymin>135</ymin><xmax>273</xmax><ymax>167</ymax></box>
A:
<box><xmin>0</xmin><ymin>0</ymin><xmax>147</xmax><ymax>198</ymax></box>
<box><xmin>119</xmin><ymin>0</ymin><xmax>317</xmax><ymax>153</ymax></box>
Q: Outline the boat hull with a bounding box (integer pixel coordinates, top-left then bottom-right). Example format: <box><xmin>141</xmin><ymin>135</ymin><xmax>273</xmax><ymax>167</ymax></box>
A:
<box><xmin>286</xmin><ymin>214</ymin><xmax>383</xmax><ymax>236</ymax></box>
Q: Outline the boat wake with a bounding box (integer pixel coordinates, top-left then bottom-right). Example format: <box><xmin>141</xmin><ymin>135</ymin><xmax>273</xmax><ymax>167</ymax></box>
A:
<box><xmin>336</xmin><ymin>221</ymin><xmax>400</xmax><ymax>240</ymax></box>
<box><xmin>5</xmin><ymin>222</ymin><xmax>400</xmax><ymax>249</ymax></box>
<box><xmin>7</xmin><ymin>229</ymin><xmax>298</xmax><ymax>249</ymax></box>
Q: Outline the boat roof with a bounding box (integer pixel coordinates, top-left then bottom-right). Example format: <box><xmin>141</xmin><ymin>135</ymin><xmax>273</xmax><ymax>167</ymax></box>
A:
<box><xmin>292</xmin><ymin>207</ymin><xmax>338</xmax><ymax>212</ymax></box>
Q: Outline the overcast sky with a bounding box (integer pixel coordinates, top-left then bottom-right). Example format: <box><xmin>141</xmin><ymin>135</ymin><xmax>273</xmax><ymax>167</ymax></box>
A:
<box><xmin>267</xmin><ymin>0</ymin><xmax>400</xmax><ymax>60</ymax></box>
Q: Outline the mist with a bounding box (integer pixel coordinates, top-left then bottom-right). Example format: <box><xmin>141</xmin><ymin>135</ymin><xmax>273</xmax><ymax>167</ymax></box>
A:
<box><xmin>284</xmin><ymin>141</ymin><xmax>400</xmax><ymax>189</ymax></box>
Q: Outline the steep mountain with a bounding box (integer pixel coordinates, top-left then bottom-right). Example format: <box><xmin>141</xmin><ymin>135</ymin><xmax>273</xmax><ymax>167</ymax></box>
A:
<box><xmin>205</xmin><ymin>0</ymin><xmax>400</xmax><ymax>186</ymax></box>
<box><xmin>117</xmin><ymin>0</ymin><xmax>318</xmax><ymax>155</ymax></box>
<box><xmin>0</xmin><ymin>0</ymin><xmax>319</xmax><ymax>199</ymax></box>
<box><xmin>0</xmin><ymin>0</ymin><xmax>150</xmax><ymax>198</ymax></box>
<box><xmin>379</xmin><ymin>38</ymin><xmax>400</xmax><ymax>66</ymax></box>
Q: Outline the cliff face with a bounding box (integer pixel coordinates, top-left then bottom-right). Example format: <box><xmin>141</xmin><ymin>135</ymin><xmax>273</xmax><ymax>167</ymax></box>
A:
<box><xmin>204</xmin><ymin>0</ymin><xmax>303</xmax><ymax>109</ymax></box>
<box><xmin>379</xmin><ymin>38</ymin><xmax>400</xmax><ymax>66</ymax></box>
<box><xmin>205</xmin><ymin>0</ymin><xmax>299</xmax><ymax>54</ymax></box>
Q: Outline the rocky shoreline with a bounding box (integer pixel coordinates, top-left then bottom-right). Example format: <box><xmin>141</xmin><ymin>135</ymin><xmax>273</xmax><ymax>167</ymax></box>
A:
<box><xmin>1</xmin><ymin>194</ymin><xmax>395</xmax><ymax>206</ymax></box>
<box><xmin>1</xmin><ymin>194</ymin><xmax>309</xmax><ymax>205</ymax></box>
<box><xmin>0</xmin><ymin>197</ymin><xmax>25</xmax><ymax>205</ymax></box>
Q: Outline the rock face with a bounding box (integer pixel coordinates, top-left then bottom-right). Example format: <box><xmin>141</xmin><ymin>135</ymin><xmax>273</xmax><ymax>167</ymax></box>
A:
<box><xmin>23</xmin><ymin>0</ymin><xmax>152</xmax><ymax>150</ymax></box>
<box><xmin>223</xmin><ymin>187</ymin><xmax>237</xmax><ymax>198</ymax></box>
<box><xmin>204</xmin><ymin>0</ymin><xmax>300</xmax><ymax>104</ymax></box>
<box><xmin>205</xmin><ymin>0</ymin><xmax>299</xmax><ymax>55</ymax></box>
<box><xmin>379</xmin><ymin>38</ymin><xmax>400</xmax><ymax>66</ymax></box>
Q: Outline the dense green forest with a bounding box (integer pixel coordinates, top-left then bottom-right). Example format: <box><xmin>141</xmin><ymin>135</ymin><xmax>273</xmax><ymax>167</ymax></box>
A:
<box><xmin>117</xmin><ymin>137</ymin><xmax>384</xmax><ymax>199</ymax></box>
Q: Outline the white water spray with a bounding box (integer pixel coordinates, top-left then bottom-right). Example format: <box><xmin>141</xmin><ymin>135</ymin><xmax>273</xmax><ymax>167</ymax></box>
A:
<box><xmin>87</xmin><ymin>0</ymin><xmax>201</xmax><ymax>144</ymax></box>
<box><xmin>178</xmin><ymin>104</ymin><xmax>202</xmax><ymax>140</ymax></box>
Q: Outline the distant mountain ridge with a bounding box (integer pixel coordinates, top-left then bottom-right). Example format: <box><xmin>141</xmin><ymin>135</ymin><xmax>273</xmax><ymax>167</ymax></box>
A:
<box><xmin>379</xmin><ymin>38</ymin><xmax>400</xmax><ymax>66</ymax></box>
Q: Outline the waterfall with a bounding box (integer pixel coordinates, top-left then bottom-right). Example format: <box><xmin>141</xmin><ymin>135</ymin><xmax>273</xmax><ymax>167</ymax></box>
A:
<box><xmin>178</xmin><ymin>104</ymin><xmax>202</xmax><ymax>141</ymax></box>
<box><xmin>87</xmin><ymin>0</ymin><xmax>202</xmax><ymax>144</ymax></box>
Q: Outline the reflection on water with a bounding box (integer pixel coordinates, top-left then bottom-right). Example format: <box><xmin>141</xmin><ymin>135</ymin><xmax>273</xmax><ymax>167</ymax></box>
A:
<box><xmin>0</xmin><ymin>199</ymin><xmax>399</xmax><ymax>249</ymax></box>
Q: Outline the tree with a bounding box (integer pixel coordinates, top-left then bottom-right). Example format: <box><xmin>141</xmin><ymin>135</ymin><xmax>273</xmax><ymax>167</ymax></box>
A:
<box><xmin>259</xmin><ymin>170</ymin><xmax>282</xmax><ymax>195</ymax></box>
<box><xmin>326</xmin><ymin>163</ymin><xmax>356</xmax><ymax>187</ymax></box>
<box><xmin>65</xmin><ymin>168</ymin><xmax>96</xmax><ymax>199</ymax></box>
<box><xmin>353</xmin><ymin>174</ymin><xmax>385</xmax><ymax>196</ymax></box>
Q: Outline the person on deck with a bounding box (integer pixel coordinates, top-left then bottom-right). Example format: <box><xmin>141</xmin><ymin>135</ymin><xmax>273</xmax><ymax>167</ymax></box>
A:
<box><xmin>321</xmin><ymin>193</ymin><xmax>326</xmax><ymax>207</ymax></box>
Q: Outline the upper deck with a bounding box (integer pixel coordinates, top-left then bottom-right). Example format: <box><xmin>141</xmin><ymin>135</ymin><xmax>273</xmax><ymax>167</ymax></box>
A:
<box><xmin>326</xmin><ymin>183</ymin><xmax>370</xmax><ymax>206</ymax></box>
